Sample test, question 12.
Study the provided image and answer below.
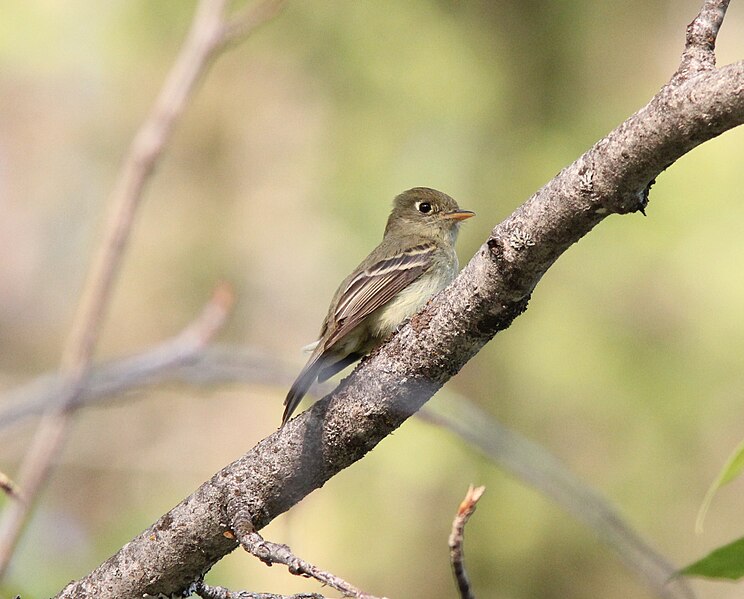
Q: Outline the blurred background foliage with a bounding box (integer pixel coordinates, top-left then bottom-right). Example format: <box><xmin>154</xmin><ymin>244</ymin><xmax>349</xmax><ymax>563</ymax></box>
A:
<box><xmin>1</xmin><ymin>1</ymin><xmax>743</xmax><ymax>598</ymax></box>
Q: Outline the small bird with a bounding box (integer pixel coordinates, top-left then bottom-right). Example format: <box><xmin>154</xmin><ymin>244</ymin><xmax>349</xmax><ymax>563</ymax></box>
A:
<box><xmin>282</xmin><ymin>187</ymin><xmax>474</xmax><ymax>425</ymax></box>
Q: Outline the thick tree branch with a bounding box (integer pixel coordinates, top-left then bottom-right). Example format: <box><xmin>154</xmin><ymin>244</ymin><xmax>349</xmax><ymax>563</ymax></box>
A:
<box><xmin>2</xmin><ymin>345</ymin><xmax>693</xmax><ymax>598</ymax></box>
<box><xmin>54</xmin><ymin>2</ymin><xmax>744</xmax><ymax>598</ymax></box>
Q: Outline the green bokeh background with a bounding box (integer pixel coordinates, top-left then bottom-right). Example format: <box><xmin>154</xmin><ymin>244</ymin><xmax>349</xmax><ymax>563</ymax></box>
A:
<box><xmin>1</xmin><ymin>1</ymin><xmax>744</xmax><ymax>598</ymax></box>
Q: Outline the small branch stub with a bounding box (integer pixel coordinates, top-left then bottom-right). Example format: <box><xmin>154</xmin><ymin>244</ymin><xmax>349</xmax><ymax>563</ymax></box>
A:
<box><xmin>686</xmin><ymin>0</ymin><xmax>729</xmax><ymax>55</ymax></box>
<box><xmin>675</xmin><ymin>0</ymin><xmax>730</xmax><ymax>81</ymax></box>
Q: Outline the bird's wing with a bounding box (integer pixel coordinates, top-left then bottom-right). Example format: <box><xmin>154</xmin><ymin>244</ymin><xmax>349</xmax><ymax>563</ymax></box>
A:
<box><xmin>324</xmin><ymin>242</ymin><xmax>436</xmax><ymax>348</ymax></box>
<box><xmin>282</xmin><ymin>241</ymin><xmax>436</xmax><ymax>426</ymax></box>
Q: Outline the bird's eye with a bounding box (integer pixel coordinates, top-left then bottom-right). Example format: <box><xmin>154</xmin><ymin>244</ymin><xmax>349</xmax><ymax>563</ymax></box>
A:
<box><xmin>417</xmin><ymin>201</ymin><xmax>432</xmax><ymax>214</ymax></box>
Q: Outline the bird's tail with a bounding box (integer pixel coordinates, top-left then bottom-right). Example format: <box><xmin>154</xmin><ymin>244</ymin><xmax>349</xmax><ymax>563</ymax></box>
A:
<box><xmin>282</xmin><ymin>357</ymin><xmax>324</xmax><ymax>426</ymax></box>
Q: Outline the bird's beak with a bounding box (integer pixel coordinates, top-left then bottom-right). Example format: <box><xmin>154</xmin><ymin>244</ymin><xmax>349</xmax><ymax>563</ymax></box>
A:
<box><xmin>443</xmin><ymin>209</ymin><xmax>475</xmax><ymax>221</ymax></box>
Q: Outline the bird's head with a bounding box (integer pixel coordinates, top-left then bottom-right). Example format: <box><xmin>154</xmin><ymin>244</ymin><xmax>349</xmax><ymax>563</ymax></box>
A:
<box><xmin>385</xmin><ymin>187</ymin><xmax>474</xmax><ymax>243</ymax></box>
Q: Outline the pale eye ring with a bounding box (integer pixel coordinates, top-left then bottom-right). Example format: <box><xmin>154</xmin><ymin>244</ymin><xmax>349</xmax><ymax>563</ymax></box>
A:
<box><xmin>416</xmin><ymin>201</ymin><xmax>432</xmax><ymax>214</ymax></box>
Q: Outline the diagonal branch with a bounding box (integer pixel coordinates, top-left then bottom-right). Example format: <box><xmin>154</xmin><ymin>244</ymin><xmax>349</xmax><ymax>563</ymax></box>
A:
<box><xmin>53</xmin><ymin>2</ymin><xmax>744</xmax><ymax>598</ymax></box>
<box><xmin>0</xmin><ymin>343</ymin><xmax>695</xmax><ymax>598</ymax></box>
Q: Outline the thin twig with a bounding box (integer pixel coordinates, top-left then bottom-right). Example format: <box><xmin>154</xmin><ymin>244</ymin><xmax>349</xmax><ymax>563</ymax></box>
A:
<box><xmin>0</xmin><ymin>0</ymin><xmax>282</xmax><ymax>579</ymax></box>
<box><xmin>422</xmin><ymin>395</ymin><xmax>697</xmax><ymax>599</ymax></box>
<box><xmin>238</xmin><ymin>530</ymin><xmax>385</xmax><ymax>599</ymax></box>
<box><xmin>448</xmin><ymin>485</ymin><xmax>485</xmax><ymax>599</ymax></box>
<box><xmin>194</xmin><ymin>579</ymin><xmax>325</xmax><ymax>599</ymax></box>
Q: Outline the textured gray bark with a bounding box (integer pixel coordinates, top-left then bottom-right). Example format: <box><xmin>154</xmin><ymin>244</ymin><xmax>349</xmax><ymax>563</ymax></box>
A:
<box><xmin>56</xmin><ymin>10</ymin><xmax>744</xmax><ymax>599</ymax></box>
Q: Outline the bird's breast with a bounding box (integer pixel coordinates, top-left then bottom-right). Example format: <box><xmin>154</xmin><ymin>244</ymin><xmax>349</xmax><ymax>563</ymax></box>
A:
<box><xmin>369</xmin><ymin>255</ymin><xmax>457</xmax><ymax>338</ymax></box>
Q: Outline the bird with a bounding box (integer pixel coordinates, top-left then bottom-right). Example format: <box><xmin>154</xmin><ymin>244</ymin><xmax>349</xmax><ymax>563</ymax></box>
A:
<box><xmin>282</xmin><ymin>187</ymin><xmax>474</xmax><ymax>426</ymax></box>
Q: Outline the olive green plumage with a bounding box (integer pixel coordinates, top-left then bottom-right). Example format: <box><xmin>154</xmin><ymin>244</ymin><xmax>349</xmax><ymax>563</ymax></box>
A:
<box><xmin>282</xmin><ymin>187</ymin><xmax>474</xmax><ymax>425</ymax></box>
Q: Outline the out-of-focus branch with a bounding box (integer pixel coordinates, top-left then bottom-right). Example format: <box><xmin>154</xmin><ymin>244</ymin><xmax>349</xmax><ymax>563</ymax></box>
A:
<box><xmin>0</xmin><ymin>315</ymin><xmax>258</xmax><ymax>432</ymax></box>
<box><xmin>0</xmin><ymin>281</ymin><xmax>234</xmax><ymax>568</ymax></box>
<box><xmin>60</xmin><ymin>0</ymin><xmax>227</xmax><ymax>375</ymax></box>
<box><xmin>0</xmin><ymin>280</ymin><xmax>235</xmax><ymax>571</ymax></box>
<box><xmin>0</xmin><ymin>0</ymin><xmax>284</xmax><ymax>579</ymax></box>
<box><xmin>448</xmin><ymin>485</ymin><xmax>485</xmax><ymax>599</ymax></box>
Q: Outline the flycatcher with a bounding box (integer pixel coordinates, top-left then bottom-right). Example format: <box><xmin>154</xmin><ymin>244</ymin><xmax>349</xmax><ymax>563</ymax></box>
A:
<box><xmin>282</xmin><ymin>187</ymin><xmax>474</xmax><ymax>425</ymax></box>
